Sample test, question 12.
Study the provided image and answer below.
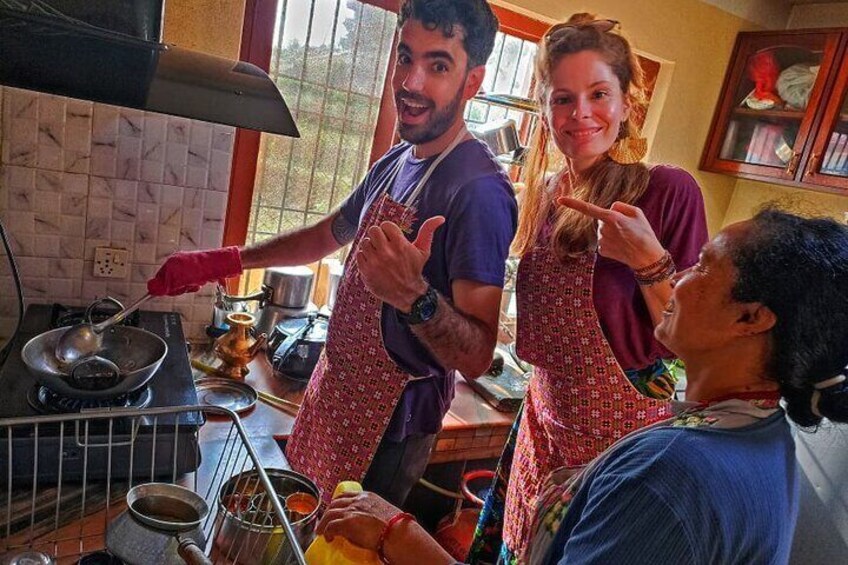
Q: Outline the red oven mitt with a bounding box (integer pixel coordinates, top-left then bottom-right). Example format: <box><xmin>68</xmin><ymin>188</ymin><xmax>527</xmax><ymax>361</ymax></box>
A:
<box><xmin>147</xmin><ymin>247</ymin><xmax>243</xmax><ymax>296</ymax></box>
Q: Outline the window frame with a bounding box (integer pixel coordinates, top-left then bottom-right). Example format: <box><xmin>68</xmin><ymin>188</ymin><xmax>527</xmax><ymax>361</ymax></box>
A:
<box><xmin>222</xmin><ymin>0</ymin><xmax>277</xmax><ymax>250</ymax></box>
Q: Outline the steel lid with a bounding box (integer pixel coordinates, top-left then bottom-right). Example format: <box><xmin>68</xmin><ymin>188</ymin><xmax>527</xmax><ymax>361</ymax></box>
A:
<box><xmin>195</xmin><ymin>378</ymin><xmax>258</xmax><ymax>414</ymax></box>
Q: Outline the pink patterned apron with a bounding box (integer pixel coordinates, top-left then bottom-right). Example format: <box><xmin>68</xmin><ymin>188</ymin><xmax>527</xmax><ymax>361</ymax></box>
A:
<box><xmin>285</xmin><ymin>130</ymin><xmax>467</xmax><ymax>504</ymax></box>
<box><xmin>501</xmin><ymin>243</ymin><xmax>672</xmax><ymax>559</ymax></box>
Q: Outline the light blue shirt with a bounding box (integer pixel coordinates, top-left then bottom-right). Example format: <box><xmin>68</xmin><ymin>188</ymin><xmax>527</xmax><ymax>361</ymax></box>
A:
<box><xmin>545</xmin><ymin>413</ymin><xmax>799</xmax><ymax>565</ymax></box>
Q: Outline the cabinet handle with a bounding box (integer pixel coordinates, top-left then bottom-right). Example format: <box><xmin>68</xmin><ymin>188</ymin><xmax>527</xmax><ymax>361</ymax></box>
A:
<box><xmin>805</xmin><ymin>153</ymin><xmax>820</xmax><ymax>177</ymax></box>
<box><xmin>785</xmin><ymin>151</ymin><xmax>801</xmax><ymax>177</ymax></box>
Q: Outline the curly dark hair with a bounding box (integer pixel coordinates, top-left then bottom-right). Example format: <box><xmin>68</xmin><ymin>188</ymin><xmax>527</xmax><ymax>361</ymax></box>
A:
<box><xmin>397</xmin><ymin>0</ymin><xmax>499</xmax><ymax>68</ymax></box>
<box><xmin>730</xmin><ymin>208</ymin><xmax>848</xmax><ymax>428</ymax></box>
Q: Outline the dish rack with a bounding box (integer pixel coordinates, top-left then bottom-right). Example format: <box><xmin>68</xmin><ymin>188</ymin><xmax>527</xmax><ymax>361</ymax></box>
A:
<box><xmin>0</xmin><ymin>405</ymin><xmax>307</xmax><ymax>564</ymax></box>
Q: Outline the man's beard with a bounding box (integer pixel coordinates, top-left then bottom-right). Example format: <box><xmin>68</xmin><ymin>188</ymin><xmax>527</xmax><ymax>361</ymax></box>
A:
<box><xmin>397</xmin><ymin>86</ymin><xmax>465</xmax><ymax>145</ymax></box>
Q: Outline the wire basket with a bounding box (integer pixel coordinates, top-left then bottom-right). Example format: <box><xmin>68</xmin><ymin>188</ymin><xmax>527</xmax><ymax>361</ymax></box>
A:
<box><xmin>0</xmin><ymin>405</ymin><xmax>308</xmax><ymax>564</ymax></box>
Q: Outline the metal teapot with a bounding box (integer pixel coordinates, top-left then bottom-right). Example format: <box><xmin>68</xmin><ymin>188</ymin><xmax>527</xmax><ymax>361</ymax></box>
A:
<box><xmin>213</xmin><ymin>313</ymin><xmax>267</xmax><ymax>379</ymax></box>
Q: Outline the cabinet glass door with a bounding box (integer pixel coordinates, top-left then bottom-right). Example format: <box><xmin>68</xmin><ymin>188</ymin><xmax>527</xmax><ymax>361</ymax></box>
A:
<box><xmin>804</xmin><ymin>48</ymin><xmax>848</xmax><ymax>191</ymax></box>
<box><xmin>818</xmin><ymin>96</ymin><xmax>848</xmax><ymax>178</ymax></box>
<box><xmin>702</xmin><ymin>31</ymin><xmax>842</xmax><ymax>182</ymax></box>
<box><xmin>719</xmin><ymin>43</ymin><xmax>826</xmax><ymax>170</ymax></box>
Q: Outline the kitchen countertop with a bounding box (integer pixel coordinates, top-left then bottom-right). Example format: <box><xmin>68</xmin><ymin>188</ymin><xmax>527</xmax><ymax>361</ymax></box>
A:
<box><xmin>193</xmin><ymin>347</ymin><xmax>516</xmax><ymax>463</ymax></box>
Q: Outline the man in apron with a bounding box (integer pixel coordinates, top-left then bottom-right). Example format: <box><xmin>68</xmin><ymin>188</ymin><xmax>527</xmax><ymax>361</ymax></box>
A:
<box><xmin>148</xmin><ymin>0</ymin><xmax>517</xmax><ymax>507</ymax></box>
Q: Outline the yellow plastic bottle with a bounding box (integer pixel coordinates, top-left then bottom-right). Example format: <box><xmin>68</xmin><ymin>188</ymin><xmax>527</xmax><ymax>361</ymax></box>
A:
<box><xmin>305</xmin><ymin>481</ymin><xmax>382</xmax><ymax>565</ymax></box>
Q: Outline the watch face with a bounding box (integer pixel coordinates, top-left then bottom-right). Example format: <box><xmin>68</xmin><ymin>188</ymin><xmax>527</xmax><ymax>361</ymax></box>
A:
<box><xmin>406</xmin><ymin>287</ymin><xmax>438</xmax><ymax>325</ymax></box>
<box><xmin>419</xmin><ymin>299</ymin><xmax>437</xmax><ymax>320</ymax></box>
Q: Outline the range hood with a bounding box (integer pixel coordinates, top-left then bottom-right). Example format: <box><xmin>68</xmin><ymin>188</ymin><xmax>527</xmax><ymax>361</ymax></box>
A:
<box><xmin>0</xmin><ymin>0</ymin><xmax>299</xmax><ymax>137</ymax></box>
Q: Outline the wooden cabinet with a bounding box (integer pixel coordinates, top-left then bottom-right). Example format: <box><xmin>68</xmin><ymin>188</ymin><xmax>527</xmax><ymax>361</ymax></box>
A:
<box><xmin>701</xmin><ymin>29</ymin><xmax>848</xmax><ymax>195</ymax></box>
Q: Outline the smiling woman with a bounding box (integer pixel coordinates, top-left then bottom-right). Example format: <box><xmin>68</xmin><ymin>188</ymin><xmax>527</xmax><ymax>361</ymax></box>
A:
<box><xmin>460</xmin><ymin>13</ymin><xmax>711</xmax><ymax>564</ymax></box>
<box><xmin>546</xmin><ymin>50</ymin><xmax>631</xmax><ymax>172</ymax></box>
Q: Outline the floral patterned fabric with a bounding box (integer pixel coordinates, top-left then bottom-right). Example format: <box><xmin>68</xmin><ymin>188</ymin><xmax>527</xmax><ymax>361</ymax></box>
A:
<box><xmin>499</xmin><ymin>248</ymin><xmax>673</xmax><ymax>561</ymax></box>
<box><xmin>285</xmin><ymin>192</ymin><xmax>419</xmax><ymax>505</ymax></box>
<box><xmin>467</xmin><ymin>359</ymin><xmax>675</xmax><ymax>565</ymax></box>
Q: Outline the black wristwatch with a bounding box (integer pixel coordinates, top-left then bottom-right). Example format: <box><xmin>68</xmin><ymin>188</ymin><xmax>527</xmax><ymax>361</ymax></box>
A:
<box><xmin>399</xmin><ymin>285</ymin><xmax>439</xmax><ymax>325</ymax></box>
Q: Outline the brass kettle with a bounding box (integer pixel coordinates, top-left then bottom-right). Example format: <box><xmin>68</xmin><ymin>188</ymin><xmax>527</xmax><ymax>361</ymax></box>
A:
<box><xmin>213</xmin><ymin>313</ymin><xmax>267</xmax><ymax>379</ymax></box>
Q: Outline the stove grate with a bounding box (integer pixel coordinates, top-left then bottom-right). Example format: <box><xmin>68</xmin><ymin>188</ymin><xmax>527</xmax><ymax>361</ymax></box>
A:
<box><xmin>27</xmin><ymin>385</ymin><xmax>152</xmax><ymax>414</ymax></box>
<box><xmin>50</xmin><ymin>302</ymin><xmax>140</xmax><ymax>329</ymax></box>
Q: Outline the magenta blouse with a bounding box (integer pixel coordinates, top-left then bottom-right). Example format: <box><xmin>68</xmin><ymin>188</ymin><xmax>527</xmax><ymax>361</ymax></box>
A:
<box><xmin>592</xmin><ymin>165</ymin><xmax>708</xmax><ymax>370</ymax></box>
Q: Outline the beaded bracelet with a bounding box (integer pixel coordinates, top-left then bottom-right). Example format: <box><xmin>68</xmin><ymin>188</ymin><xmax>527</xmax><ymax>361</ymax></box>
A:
<box><xmin>378</xmin><ymin>512</ymin><xmax>416</xmax><ymax>564</ymax></box>
<box><xmin>633</xmin><ymin>250</ymin><xmax>671</xmax><ymax>275</ymax></box>
<box><xmin>634</xmin><ymin>251</ymin><xmax>676</xmax><ymax>286</ymax></box>
<box><xmin>635</xmin><ymin>262</ymin><xmax>675</xmax><ymax>285</ymax></box>
<box><xmin>636</xmin><ymin>265</ymin><xmax>676</xmax><ymax>286</ymax></box>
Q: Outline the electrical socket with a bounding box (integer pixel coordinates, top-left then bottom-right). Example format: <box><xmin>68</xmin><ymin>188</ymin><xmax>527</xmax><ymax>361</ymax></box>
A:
<box><xmin>93</xmin><ymin>247</ymin><xmax>129</xmax><ymax>279</ymax></box>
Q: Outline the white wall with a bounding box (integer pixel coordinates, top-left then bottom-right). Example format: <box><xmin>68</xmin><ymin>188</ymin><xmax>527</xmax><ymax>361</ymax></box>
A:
<box><xmin>0</xmin><ymin>88</ymin><xmax>235</xmax><ymax>342</ymax></box>
<box><xmin>791</xmin><ymin>425</ymin><xmax>848</xmax><ymax>562</ymax></box>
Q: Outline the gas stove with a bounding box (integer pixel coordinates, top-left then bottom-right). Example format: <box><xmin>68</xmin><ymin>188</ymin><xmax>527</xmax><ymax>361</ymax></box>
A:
<box><xmin>0</xmin><ymin>303</ymin><xmax>203</xmax><ymax>481</ymax></box>
<box><xmin>0</xmin><ymin>303</ymin><xmax>201</xmax><ymax>418</ymax></box>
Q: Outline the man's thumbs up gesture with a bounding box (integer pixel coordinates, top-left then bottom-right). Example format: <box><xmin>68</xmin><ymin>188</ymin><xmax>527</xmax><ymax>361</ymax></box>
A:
<box><xmin>357</xmin><ymin>216</ymin><xmax>445</xmax><ymax>312</ymax></box>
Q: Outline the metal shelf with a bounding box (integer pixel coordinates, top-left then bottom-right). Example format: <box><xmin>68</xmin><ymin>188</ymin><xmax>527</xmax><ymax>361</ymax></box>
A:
<box><xmin>473</xmin><ymin>93</ymin><xmax>539</xmax><ymax>113</ymax></box>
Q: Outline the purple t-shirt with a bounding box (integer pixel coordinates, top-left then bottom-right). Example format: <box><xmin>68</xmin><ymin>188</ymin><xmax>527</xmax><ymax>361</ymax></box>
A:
<box><xmin>340</xmin><ymin>139</ymin><xmax>517</xmax><ymax>440</ymax></box>
<box><xmin>593</xmin><ymin>165</ymin><xmax>708</xmax><ymax>369</ymax></box>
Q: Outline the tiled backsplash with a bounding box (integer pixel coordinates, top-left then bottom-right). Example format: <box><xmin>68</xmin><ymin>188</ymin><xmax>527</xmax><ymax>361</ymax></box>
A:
<box><xmin>0</xmin><ymin>87</ymin><xmax>235</xmax><ymax>342</ymax></box>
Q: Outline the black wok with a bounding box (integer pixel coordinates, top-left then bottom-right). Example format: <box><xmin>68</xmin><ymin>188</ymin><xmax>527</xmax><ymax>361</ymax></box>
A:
<box><xmin>21</xmin><ymin>325</ymin><xmax>167</xmax><ymax>399</ymax></box>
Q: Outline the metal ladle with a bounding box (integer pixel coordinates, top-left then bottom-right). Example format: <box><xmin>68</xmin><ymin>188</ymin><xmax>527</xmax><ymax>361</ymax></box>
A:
<box><xmin>54</xmin><ymin>293</ymin><xmax>152</xmax><ymax>367</ymax></box>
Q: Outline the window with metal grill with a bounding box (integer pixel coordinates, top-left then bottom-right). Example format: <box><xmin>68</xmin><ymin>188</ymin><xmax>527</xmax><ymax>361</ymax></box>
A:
<box><xmin>466</xmin><ymin>32</ymin><xmax>537</xmax><ymax>126</ymax></box>
<box><xmin>240</xmin><ymin>0</ymin><xmax>396</xmax><ymax>292</ymax></box>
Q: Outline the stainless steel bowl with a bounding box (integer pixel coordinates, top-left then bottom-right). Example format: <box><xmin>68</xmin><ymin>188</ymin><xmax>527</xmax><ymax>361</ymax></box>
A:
<box><xmin>3</xmin><ymin>551</ymin><xmax>55</xmax><ymax>565</ymax></box>
<box><xmin>215</xmin><ymin>468</ymin><xmax>320</xmax><ymax>564</ymax></box>
<box><xmin>127</xmin><ymin>482</ymin><xmax>210</xmax><ymax>532</ymax></box>
<box><xmin>21</xmin><ymin>326</ymin><xmax>167</xmax><ymax>399</ymax></box>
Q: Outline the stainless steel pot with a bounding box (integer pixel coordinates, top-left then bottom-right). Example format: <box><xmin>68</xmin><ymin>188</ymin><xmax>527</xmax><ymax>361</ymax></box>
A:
<box><xmin>216</xmin><ymin>468</ymin><xmax>319</xmax><ymax>564</ymax></box>
<box><xmin>470</xmin><ymin>118</ymin><xmax>521</xmax><ymax>156</ymax></box>
<box><xmin>21</xmin><ymin>325</ymin><xmax>167</xmax><ymax>399</ymax></box>
<box><xmin>262</xmin><ymin>266</ymin><xmax>314</xmax><ymax>309</ymax></box>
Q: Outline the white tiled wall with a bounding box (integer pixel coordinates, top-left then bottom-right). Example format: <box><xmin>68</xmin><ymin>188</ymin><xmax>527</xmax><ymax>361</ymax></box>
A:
<box><xmin>0</xmin><ymin>87</ymin><xmax>236</xmax><ymax>342</ymax></box>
